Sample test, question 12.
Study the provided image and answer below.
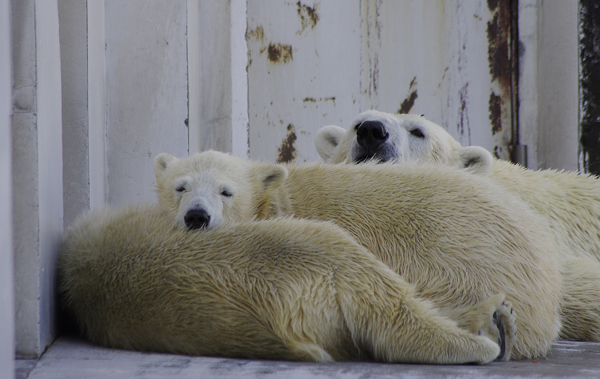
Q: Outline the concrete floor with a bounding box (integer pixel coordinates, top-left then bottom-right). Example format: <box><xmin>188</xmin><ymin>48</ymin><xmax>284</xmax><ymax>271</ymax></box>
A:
<box><xmin>16</xmin><ymin>337</ymin><xmax>600</xmax><ymax>379</ymax></box>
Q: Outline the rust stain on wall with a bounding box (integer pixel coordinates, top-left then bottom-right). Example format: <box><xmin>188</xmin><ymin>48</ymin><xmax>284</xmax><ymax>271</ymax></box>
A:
<box><xmin>303</xmin><ymin>97</ymin><xmax>336</xmax><ymax>105</ymax></box>
<box><xmin>277</xmin><ymin>124</ymin><xmax>297</xmax><ymax>163</ymax></box>
<box><xmin>487</xmin><ymin>0</ymin><xmax>511</xmax><ymax>90</ymax></box>
<box><xmin>397</xmin><ymin>77</ymin><xmax>418</xmax><ymax>114</ymax></box>
<box><xmin>246</xmin><ymin>26</ymin><xmax>265</xmax><ymax>43</ymax></box>
<box><xmin>458</xmin><ymin>83</ymin><xmax>470</xmax><ymax>138</ymax></box>
<box><xmin>297</xmin><ymin>1</ymin><xmax>319</xmax><ymax>33</ymax></box>
<box><xmin>580</xmin><ymin>0</ymin><xmax>600</xmax><ymax>174</ymax></box>
<box><xmin>265</xmin><ymin>43</ymin><xmax>293</xmax><ymax>64</ymax></box>
<box><xmin>487</xmin><ymin>0</ymin><xmax>512</xmax><ymax>139</ymax></box>
<box><xmin>489</xmin><ymin>92</ymin><xmax>502</xmax><ymax>135</ymax></box>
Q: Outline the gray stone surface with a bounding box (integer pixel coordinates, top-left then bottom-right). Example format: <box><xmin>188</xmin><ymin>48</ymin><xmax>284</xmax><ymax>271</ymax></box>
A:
<box><xmin>16</xmin><ymin>337</ymin><xmax>600</xmax><ymax>379</ymax></box>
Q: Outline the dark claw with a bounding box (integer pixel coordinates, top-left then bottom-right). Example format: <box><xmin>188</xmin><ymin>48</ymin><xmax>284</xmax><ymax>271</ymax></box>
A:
<box><xmin>493</xmin><ymin>311</ymin><xmax>506</xmax><ymax>361</ymax></box>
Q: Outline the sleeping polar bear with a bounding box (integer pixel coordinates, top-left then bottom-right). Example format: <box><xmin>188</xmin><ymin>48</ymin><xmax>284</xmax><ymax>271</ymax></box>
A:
<box><xmin>152</xmin><ymin>150</ymin><xmax>564</xmax><ymax>359</ymax></box>
<box><xmin>315</xmin><ymin>109</ymin><xmax>600</xmax><ymax>342</ymax></box>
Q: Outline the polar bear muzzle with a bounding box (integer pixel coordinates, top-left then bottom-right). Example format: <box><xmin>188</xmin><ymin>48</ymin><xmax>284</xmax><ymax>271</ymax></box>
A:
<box><xmin>184</xmin><ymin>208</ymin><xmax>211</xmax><ymax>230</ymax></box>
<box><xmin>356</xmin><ymin>121</ymin><xmax>389</xmax><ymax>151</ymax></box>
<box><xmin>353</xmin><ymin>121</ymin><xmax>401</xmax><ymax>164</ymax></box>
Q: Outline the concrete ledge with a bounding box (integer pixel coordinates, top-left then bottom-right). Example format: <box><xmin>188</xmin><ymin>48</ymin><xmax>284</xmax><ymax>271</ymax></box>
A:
<box><xmin>17</xmin><ymin>337</ymin><xmax>600</xmax><ymax>379</ymax></box>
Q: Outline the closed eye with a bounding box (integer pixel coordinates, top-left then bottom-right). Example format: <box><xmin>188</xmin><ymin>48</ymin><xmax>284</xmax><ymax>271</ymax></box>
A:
<box><xmin>221</xmin><ymin>189</ymin><xmax>232</xmax><ymax>198</ymax></box>
<box><xmin>410</xmin><ymin>128</ymin><xmax>425</xmax><ymax>138</ymax></box>
<box><xmin>176</xmin><ymin>185</ymin><xmax>186</xmax><ymax>193</ymax></box>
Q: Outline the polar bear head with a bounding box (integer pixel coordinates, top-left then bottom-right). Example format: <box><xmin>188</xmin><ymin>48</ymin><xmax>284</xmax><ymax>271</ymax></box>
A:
<box><xmin>316</xmin><ymin>110</ymin><xmax>494</xmax><ymax>175</ymax></box>
<box><xmin>154</xmin><ymin>150</ymin><xmax>288</xmax><ymax>230</ymax></box>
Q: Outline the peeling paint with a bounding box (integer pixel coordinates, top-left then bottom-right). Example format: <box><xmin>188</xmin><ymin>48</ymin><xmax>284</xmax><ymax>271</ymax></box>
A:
<box><xmin>458</xmin><ymin>83</ymin><xmax>470</xmax><ymax>140</ymax></box>
<box><xmin>579</xmin><ymin>0</ymin><xmax>600</xmax><ymax>174</ymax></box>
<box><xmin>489</xmin><ymin>92</ymin><xmax>502</xmax><ymax>135</ymax></box>
<box><xmin>362</xmin><ymin>0</ymin><xmax>381</xmax><ymax>101</ymax></box>
<box><xmin>277</xmin><ymin>124</ymin><xmax>297</xmax><ymax>163</ymax></box>
<box><xmin>486</xmin><ymin>0</ymin><xmax>512</xmax><ymax>140</ymax></box>
<box><xmin>397</xmin><ymin>77</ymin><xmax>418</xmax><ymax>114</ymax></box>
<box><xmin>493</xmin><ymin>145</ymin><xmax>502</xmax><ymax>159</ymax></box>
<box><xmin>264</xmin><ymin>43</ymin><xmax>293</xmax><ymax>64</ymax></box>
<box><xmin>296</xmin><ymin>1</ymin><xmax>319</xmax><ymax>34</ymax></box>
<box><xmin>246</xmin><ymin>26</ymin><xmax>265</xmax><ymax>43</ymax></box>
<box><xmin>302</xmin><ymin>97</ymin><xmax>336</xmax><ymax>105</ymax></box>
<box><xmin>487</xmin><ymin>0</ymin><xmax>511</xmax><ymax>90</ymax></box>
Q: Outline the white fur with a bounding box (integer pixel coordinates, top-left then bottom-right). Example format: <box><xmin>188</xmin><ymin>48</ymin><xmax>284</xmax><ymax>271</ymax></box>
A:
<box><xmin>154</xmin><ymin>151</ymin><xmax>564</xmax><ymax>360</ymax></box>
<box><xmin>315</xmin><ymin>109</ymin><xmax>600</xmax><ymax>343</ymax></box>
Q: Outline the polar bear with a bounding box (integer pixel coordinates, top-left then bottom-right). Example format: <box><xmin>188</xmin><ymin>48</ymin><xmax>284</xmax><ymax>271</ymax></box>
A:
<box><xmin>153</xmin><ymin>150</ymin><xmax>562</xmax><ymax>360</ymax></box>
<box><xmin>59</xmin><ymin>205</ymin><xmax>508</xmax><ymax>364</ymax></box>
<box><xmin>314</xmin><ymin>109</ymin><xmax>600</xmax><ymax>342</ymax></box>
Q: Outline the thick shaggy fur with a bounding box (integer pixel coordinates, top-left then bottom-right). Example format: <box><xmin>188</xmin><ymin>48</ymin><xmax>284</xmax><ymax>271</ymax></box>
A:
<box><xmin>316</xmin><ymin>109</ymin><xmax>600</xmax><ymax>342</ymax></box>
<box><xmin>58</xmin><ymin>206</ymin><xmax>504</xmax><ymax>364</ymax></box>
<box><xmin>153</xmin><ymin>151</ymin><xmax>562</xmax><ymax>360</ymax></box>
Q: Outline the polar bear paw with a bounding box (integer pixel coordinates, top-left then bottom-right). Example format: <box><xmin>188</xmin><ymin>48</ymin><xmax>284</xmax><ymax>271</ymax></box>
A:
<box><xmin>488</xmin><ymin>299</ymin><xmax>516</xmax><ymax>361</ymax></box>
<box><xmin>444</xmin><ymin>294</ymin><xmax>517</xmax><ymax>361</ymax></box>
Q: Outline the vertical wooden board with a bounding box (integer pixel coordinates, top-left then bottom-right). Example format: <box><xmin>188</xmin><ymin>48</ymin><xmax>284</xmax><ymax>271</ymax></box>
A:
<box><xmin>369</xmin><ymin>0</ymin><xmax>448</xmax><ymax>122</ymax></box>
<box><xmin>444</xmin><ymin>0</ymin><xmax>512</xmax><ymax>159</ymax></box>
<box><xmin>59</xmin><ymin>0</ymin><xmax>90</xmax><ymax>228</ymax></box>
<box><xmin>105</xmin><ymin>1</ymin><xmax>188</xmax><ymax>205</ymax></box>
<box><xmin>373</xmin><ymin>0</ymin><xmax>513</xmax><ymax>158</ymax></box>
<box><xmin>11</xmin><ymin>0</ymin><xmax>41</xmax><ymax>358</ymax></box>
<box><xmin>196</xmin><ymin>0</ymin><xmax>233</xmax><ymax>154</ymax></box>
<box><xmin>35</xmin><ymin>0</ymin><xmax>64</xmax><ymax>353</ymax></box>
<box><xmin>0</xmin><ymin>0</ymin><xmax>13</xmax><ymax>371</ymax></box>
<box><xmin>247</xmin><ymin>0</ymin><xmax>363</xmax><ymax>163</ymax></box>
<box><xmin>87</xmin><ymin>0</ymin><xmax>107</xmax><ymax>209</ymax></box>
<box><xmin>535</xmin><ymin>1</ymin><xmax>578</xmax><ymax>170</ymax></box>
<box><xmin>579</xmin><ymin>0</ymin><xmax>600</xmax><ymax>174</ymax></box>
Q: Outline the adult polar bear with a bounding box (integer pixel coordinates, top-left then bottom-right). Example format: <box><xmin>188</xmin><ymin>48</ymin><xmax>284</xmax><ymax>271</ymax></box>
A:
<box><xmin>59</xmin><ymin>207</ymin><xmax>506</xmax><ymax>364</ymax></box>
<box><xmin>153</xmin><ymin>150</ymin><xmax>561</xmax><ymax>360</ymax></box>
<box><xmin>315</xmin><ymin>109</ymin><xmax>600</xmax><ymax>342</ymax></box>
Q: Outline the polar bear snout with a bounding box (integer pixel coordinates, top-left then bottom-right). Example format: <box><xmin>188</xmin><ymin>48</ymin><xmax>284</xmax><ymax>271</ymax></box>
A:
<box><xmin>353</xmin><ymin>121</ymin><xmax>397</xmax><ymax>164</ymax></box>
<box><xmin>184</xmin><ymin>208</ymin><xmax>211</xmax><ymax>230</ymax></box>
<box><xmin>356</xmin><ymin>121</ymin><xmax>389</xmax><ymax>150</ymax></box>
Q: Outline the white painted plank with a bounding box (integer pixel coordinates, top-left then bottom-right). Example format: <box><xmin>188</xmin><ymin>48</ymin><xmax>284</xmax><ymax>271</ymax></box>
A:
<box><xmin>13</xmin><ymin>0</ymin><xmax>63</xmax><ymax>358</ymax></box>
<box><xmin>517</xmin><ymin>0</ymin><xmax>539</xmax><ymax>169</ymax></box>
<box><xmin>0</xmin><ymin>0</ymin><xmax>14</xmax><ymax>374</ymax></box>
<box><xmin>535</xmin><ymin>0</ymin><xmax>578</xmax><ymax>171</ymax></box>
<box><xmin>231</xmin><ymin>0</ymin><xmax>249</xmax><ymax>158</ymax></box>
<box><xmin>247</xmin><ymin>0</ymin><xmax>363</xmax><ymax>163</ymax></box>
<box><xmin>88</xmin><ymin>0</ymin><xmax>107</xmax><ymax>209</ymax></box>
<box><xmin>104</xmin><ymin>0</ymin><xmax>189</xmax><ymax>206</ymax></box>
<box><xmin>35</xmin><ymin>0</ymin><xmax>64</xmax><ymax>353</ymax></box>
<box><xmin>59</xmin><ymin>0</ymin><xmax>91</xmax><ymax>228</ymax></box>
<box><xmin>187</xmin><ymin>0</ymin><xmax>201</xmax><ymax>155</ymax></box>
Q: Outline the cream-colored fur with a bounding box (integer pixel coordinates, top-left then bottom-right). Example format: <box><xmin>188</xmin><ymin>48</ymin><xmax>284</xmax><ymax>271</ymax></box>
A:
<box><xmin>58</xmin><ymin>205</ymin><xmax>505</xmax><ymax>364</ymax></box>
<box><xmin>154</xmin><ymin>151</ymin><xmax>562</xmax><ymax>360</ymax></box>
<box><xmin>315</xmin><ymin>109</ymin><xmax>600</xmax><ymax>342</ymax></box>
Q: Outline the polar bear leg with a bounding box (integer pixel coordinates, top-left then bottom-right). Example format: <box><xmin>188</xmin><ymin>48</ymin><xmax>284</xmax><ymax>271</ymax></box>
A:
<box><xmin>334</xmin><ymin>259</ymin><xmax>501</xmax><ymax>364</ymax></box>
<box><xmin>559</xmin><ymin>257</ymin><xmax>600</xmax><ymax>341</ymax></box>
<box><xmin>439</xmin><ymin>294</ymin><xmax>517</xmax><ymax>361</ymax></box>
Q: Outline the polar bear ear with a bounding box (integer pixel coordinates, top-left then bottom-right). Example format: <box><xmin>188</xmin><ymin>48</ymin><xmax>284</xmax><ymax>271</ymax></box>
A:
<box><xmin>458</xmin><ymin>146</ymin><xmax>494</xmax><ymax>176</ymax></box>
<box><xmin>315</xmin><ymin>125</ymin><xmax>346</xmax><ymax>162</ymax></box>
<box><xmin>253</xmin><ymin>164</ymin><xmax>289</xmax><ymax>191</ymax></box>
<box><xmin>154</xmin><ymin>153</ymin><xmax>177</xmax><ymax>178</ymax></box>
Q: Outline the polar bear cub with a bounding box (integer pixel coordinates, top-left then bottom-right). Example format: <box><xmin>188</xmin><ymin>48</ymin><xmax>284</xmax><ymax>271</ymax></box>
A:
<box><xmin>315</xmin><ymin>109</ymin><xmax>600</xmax><ymax>342</ymax></box>
<box><xmin>59</xmin><ymin>205</ymin><xmax>506</xmax><ymax>364</ymax></box>
<box><xmin>153</xmin><ymin>151</ymin><xmax>563</xmax><ymax>360</ymax></box>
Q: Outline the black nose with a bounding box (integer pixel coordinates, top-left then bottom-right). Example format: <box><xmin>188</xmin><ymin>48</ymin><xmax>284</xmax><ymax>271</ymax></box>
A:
<box><xmin>356</xmin><ymin>121</ymin><xmax>389</xmax><ymax>149</ymax></box>
<box><xmin>184</xmin><ymin>209</ymin><xmax>211</xmax><ymax>230</ymax></box>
